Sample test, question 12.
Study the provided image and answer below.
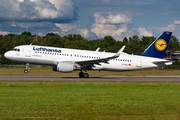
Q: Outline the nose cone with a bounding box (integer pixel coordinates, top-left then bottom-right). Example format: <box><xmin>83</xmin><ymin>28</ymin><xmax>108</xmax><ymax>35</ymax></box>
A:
<box><xmin>4</xmin><ymin>51</ymin><xmax>11</xmax><ymax>59</ymax></box>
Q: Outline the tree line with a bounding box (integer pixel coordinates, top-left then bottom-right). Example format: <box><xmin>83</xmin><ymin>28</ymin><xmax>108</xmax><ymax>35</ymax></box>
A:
<box><xmin>0</xmin><ymin>31</ymin><xmax>180</xmax><ymax>64</ymax></box>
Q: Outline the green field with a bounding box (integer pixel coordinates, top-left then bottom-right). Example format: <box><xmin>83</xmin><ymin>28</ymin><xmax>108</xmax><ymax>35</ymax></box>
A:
<box><xmin>1</xmin><ymin>82</ymin><xmax>180</xmax><ymax>119</ymax></box>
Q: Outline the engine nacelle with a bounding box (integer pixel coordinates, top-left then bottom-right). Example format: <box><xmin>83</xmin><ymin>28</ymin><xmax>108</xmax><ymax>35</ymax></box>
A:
<box><xmin>52</xmin><ymin>62</ymin><xmax>74</xmax><ymax>73</ymax></box>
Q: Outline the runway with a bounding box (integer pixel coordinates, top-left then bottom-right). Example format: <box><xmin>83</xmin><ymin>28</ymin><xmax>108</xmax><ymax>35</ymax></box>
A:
<box><xmin>0</xmin><ymin>75</ymin><xmax>180</xmax><ymax>82</ymax></box>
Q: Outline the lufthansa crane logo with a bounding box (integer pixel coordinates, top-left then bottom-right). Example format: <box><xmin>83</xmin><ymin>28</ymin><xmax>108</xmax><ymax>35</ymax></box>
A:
<box><xmin>155</xmin><ymin>39</ymin><xmax>167</xmax><ymax>51</ymax></box>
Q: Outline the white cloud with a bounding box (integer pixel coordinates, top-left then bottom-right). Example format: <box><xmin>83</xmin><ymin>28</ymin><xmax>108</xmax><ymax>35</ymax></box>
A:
<box><xmin>151</xmin><ymin>24</ymin><xmax>177</xmax><ymax>33</ymax></box>
<box><xmin>138</xmin><ymin>27</ymin><xmax>153</xmax><ymax>37</ymax></box>
<box><xmin>174</xmin><ymin>20</ymin><xmax>180</xmax><ymax>24</ymax></box>
<box><xmin>115</xmin><ymin>24</ymin><xmax>128</xmax><ymax>35</ymax></box>
<box><xmin>91</xmin><ymin>23</ymin><xmax>116</xmax><ymax>38</ymax></box>
<box><xmin>77</xmin><ymin>28</ymin><xmax>89</xmax><ymax>38</ymax></box>
<box><xmin>93</xmin><ymin>13</ymin><xmax>132</xmax><ymax>25</ymax></box>
<box><xmin>0</xmin><ymin>30</ymin><xmax>10</xmax><ymax>35</ymax></box>
<box><xmin>91</xmin><ymin>13</ymin><xmax>131</xmax><ymax>40</ymax></box>
<box><xmin>38</xmin><ymin>8</ymin><xmax>60</xmax><ymax>19</ymax></box>
<box><xmin>55</xmin><ymin>24</ymin><xmax>77</xmax><ymax>32</ymax></box>
<box><xmin>106</xmin><ymin>14</ymin><xmax>132</xmax><ymax>24</ymax></box>
<box><xmin>38</xmin><ymin>32</ymin><xmax>43</xmax><ymax>36</ymax></box>
<box><xmin>94</xmin><ymin>13</ymin><xmax>106</xmax><ymax>24</ymax></box>
<box><xmin>0</xmin><ymin>0</ymin><xmax>79</xmax><ymax>23</ymax></box>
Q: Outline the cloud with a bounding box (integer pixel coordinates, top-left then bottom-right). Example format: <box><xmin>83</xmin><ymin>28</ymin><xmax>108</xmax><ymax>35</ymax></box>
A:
<box><xmin>90</xmin><ymin>13</ymin><xmax>132</xmax><ymax>40</ymax></box>
<box><xmin>106</xmin><ymin>14</ymin><xmax>132</xmax><ymax>24</ymax></box>
<box><xmin>0</xmin><ymin>30</ymin><xmax>10</xmax><ymax>36</ymax></box>
<box><xmin>93</xmin><ymin>13</ymin><xmax>132</xmax><ymax>24</ymax></box>
<box><xmin>0</xmin><ymin>21</ymin><xmax>61</xmax><ymax>35</ymax></box>
<box><xmin>137</xmin><ymin>27</ymin><xmax>153</xmax><ymax>37</ymax></box>
<box><xmin>0</xmin><ymin>0</ymin><xmax>79</xmax><ymax>23</ymax></box>
<box><xmin>94</xmin><ymin>13</ymin><xmax>106</xmax><ymax>24</ymax></box>
<box><xmin>55</xmin><ymin>23</ymin><xmax>77</xmax><ymax>32</ymax></box>
<box><xmin>91</xmin><ymin>23</ymin><xmax>116</xmax><ymax>38</ymax></box>
<box><xmin>76</xmin><ymin>28</ymin><xmax>89</xmax><ymax>38</ymax></box>
<box><xmin>174</xmin><ymin>20</ymin><xmax>180</xmax><ymax>24</ymax></box>
<box><xmin>150</xmin><ymin>23</ymin><xmax>177</xmax><ymax>33</ymax></box>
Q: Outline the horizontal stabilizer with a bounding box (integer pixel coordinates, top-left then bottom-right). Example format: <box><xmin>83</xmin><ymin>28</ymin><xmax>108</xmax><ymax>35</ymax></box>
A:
<box><xmin>152</xmin><ymin>59</ymin><xmax>172</xmax><ymax>66</ymax></box>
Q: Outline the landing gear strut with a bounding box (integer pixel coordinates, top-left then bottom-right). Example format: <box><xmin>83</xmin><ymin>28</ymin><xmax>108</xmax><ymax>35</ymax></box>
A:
<box><xmin>24</xmin><ymin>63</ymin><xmax>29</xmax><ymax>74</ymax></box>
<box><xmin>79</xmin><ymin>69</ymin><xmax>89</xmax><ymax>78</ymax></box>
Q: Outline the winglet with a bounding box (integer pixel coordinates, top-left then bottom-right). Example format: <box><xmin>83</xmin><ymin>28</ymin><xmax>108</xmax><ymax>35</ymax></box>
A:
<box><xmin>95</xmin><ymin>47</ymin><xmax>100</xmax><ymax>52</ymax></box>
<box><xmin>114</xmin><ymin>45</ymin><xmax>126</xmax><ymax>57</ymax></box>
<box><xmin>117</xmin><ymin>45</ymin><xmax>126</xmax><ymax>54</ymax></box>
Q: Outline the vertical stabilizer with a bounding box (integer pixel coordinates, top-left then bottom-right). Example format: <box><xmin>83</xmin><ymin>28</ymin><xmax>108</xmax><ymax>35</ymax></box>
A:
<box><xmin>139</xmin><ymin>31</ymin><xmax>172</xmax><ymax>59</ymax></box>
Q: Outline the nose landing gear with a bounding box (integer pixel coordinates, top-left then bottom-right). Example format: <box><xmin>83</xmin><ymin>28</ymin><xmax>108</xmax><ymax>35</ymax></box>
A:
<box><xmin>24</xmin><ymin>63</ymin><xmax>29</xmax><ymax>74</ymax></box>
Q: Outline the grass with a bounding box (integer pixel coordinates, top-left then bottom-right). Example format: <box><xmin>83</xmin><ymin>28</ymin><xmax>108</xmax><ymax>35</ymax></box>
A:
<box><xmin>0</xmin><ymin>82</ymin><xmax>180</xmax><ymax>119</ymax></box>
<box><xmin>0</xmin><ymin>67</ymin><xmax>180</xmax><ymax>76</ymax></box>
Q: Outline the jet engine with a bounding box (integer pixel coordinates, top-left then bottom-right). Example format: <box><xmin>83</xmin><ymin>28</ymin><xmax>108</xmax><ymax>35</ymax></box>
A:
<box><xmin>52</xmin><ymin>62</ymin><xmax>75</xmax><ymax>73</ymax></box>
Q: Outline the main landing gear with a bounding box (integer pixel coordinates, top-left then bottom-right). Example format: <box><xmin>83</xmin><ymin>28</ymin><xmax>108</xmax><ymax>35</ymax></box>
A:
<box><xmin>79</xmin><ymin>70</ymin><xmax>89</xmax><ymax>78</ymax></box>
<box><xmin>24</xmin><ymin>63</ymin><xmax>29</xmax><ymax>74</ymax></box>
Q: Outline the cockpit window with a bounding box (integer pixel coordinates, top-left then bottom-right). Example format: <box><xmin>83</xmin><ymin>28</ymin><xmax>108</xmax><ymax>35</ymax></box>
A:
<box><xmin>12</xmin><ymin>48</ymin><xmax>20</xmax><ymax>52</ymax></box>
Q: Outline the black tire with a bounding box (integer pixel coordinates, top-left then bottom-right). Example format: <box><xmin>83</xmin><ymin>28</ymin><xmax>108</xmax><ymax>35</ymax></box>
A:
<box><xmin>83</xmin><ymin>73</ymin><xmax>89</xmax><ymax>78</ymax></box>
<box><xmin>79</xmin><ymin>72</ymin><xmax>84</xmax><ymax>78</ymax></box>
<box><xmin>24</xmin><ymin>70</ymin><xmax>28</xmax><ymax>74</ymax></box>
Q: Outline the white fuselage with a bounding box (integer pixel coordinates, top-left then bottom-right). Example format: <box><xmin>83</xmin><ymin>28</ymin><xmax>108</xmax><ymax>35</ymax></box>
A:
<box><xmin>4</xmin><ymin>45</ymin><xmax>170</xmax><ymax>72</ymax></box>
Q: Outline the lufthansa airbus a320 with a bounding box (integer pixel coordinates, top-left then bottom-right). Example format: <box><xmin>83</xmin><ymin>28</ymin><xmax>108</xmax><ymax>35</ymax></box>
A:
<box><xmin>4</xmin><ymin>31</ymin><xmax>172</xmax><ymax>78</ymax></box>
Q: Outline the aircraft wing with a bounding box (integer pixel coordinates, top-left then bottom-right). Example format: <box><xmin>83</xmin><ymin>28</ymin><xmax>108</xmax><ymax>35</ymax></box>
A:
<box><xmin>75</xmin><ymin>45</ymin><xmax>126</xmax><ymax>67</ymax></box>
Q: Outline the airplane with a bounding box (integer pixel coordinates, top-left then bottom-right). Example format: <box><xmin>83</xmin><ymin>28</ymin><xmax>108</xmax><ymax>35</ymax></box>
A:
<box><xmin>4</xmin><ymin>31</ymin><xmax>172</xmax><ymax>78</ymax></box>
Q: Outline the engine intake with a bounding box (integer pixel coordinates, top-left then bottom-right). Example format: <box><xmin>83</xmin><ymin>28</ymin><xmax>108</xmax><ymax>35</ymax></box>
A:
<box><xmin>52</xmin><ymin>62</ymin><xmax>75</xmax><ymax>73</ymax></box>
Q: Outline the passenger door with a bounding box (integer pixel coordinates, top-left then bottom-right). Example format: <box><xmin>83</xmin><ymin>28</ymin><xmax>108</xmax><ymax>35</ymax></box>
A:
<box><xmin>25</xmin><ymin>46</ymin><xmax>31</xmax><ymax>57</ymax></box>
<box><xmin>137</xmin><ymin>58</ymin><xmax>142</xmax><ymax>67</ymax></box>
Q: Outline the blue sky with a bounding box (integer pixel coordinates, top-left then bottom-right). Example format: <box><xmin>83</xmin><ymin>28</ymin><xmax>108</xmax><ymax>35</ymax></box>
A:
<box><xmin>0</xmin><ymin>0</ymin><xmax>180</xmax><ymax>41</ymax></box>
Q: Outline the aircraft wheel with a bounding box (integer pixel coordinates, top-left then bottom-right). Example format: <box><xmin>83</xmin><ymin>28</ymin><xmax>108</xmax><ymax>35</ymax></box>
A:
<box><xmin>83</xmin><ymin>73</ymin><xmax>89</xmax><ymax>78</ymax></box>
<box><xmin>24</xmin><ymin>70</ymin><xmax>28</xmax><ymax>74</ymax></box>
<box><xmin>79</xmin><ymin>72</ymin><xmax>84</xmax><ymax>78</ymax></box>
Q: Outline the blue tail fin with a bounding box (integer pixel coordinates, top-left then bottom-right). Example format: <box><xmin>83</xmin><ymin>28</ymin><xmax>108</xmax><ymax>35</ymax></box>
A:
<box><xmin>139</xmin><ymin>31</ymin><xmax>172</xmax><ymax>59</ymax></box>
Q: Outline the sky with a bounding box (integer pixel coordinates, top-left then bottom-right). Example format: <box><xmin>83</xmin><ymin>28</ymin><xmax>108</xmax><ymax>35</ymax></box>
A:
<box><xmin>0</xmin><ymin>0</ymin><xmax>180</xmax><ymax>41</ymax></box>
